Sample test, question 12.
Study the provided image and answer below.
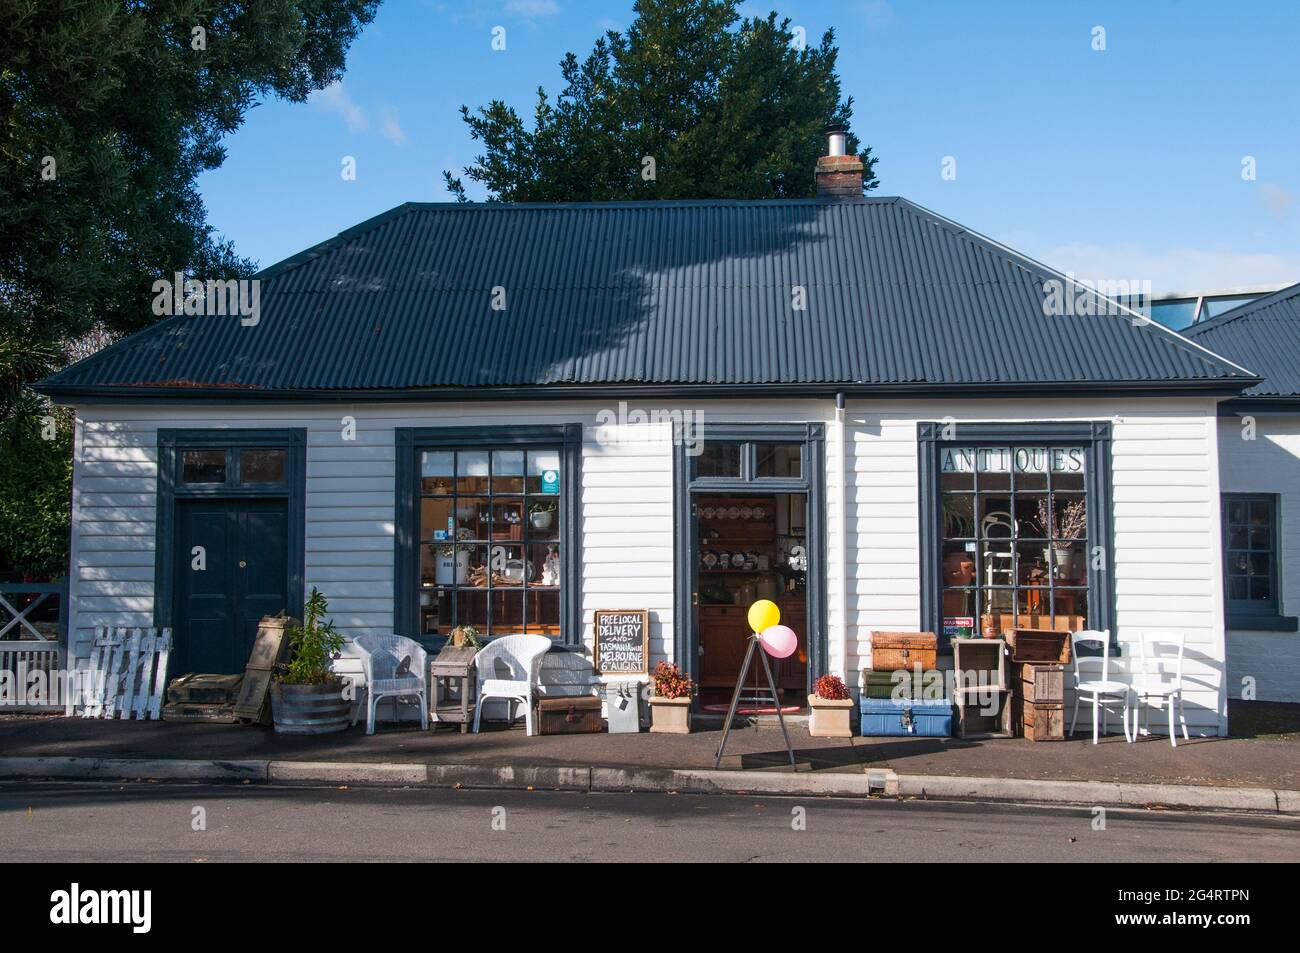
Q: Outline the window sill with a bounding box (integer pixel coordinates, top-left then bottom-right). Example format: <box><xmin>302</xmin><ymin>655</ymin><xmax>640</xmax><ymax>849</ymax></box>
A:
<box><xmin>1226</xmin><ymin>614</ymin><xmax>1299</xmax><ymax>633</ymax></box>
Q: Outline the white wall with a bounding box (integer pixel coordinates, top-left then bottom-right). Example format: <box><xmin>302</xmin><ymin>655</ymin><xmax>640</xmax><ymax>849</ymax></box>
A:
<box><xmin>67</xmin><ymin>395</ymin><xmax>1230</xmax><ymax>732</ymax></box>
<box><xmin>844</xmin><ymin>398</ymin><xmax>1228</xmax><ymax>735</ymax></box>
<box><xmin>1216</xmin><ymin>414</ymin><xmax>1300</xmax><ymax>703</ymax></box>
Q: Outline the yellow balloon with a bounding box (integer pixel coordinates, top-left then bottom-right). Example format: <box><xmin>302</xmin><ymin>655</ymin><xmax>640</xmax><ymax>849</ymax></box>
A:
<box><xmin>747</xmin><ymin>599</ymin><xmax>780</xmax><ymax>634</ymax></box>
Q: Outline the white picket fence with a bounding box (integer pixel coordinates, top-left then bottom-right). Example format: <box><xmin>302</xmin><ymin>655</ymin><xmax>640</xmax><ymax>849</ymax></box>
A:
<box><xmin>0</xmin><ymin>642</ymin><xmax>62</xmax><ymax>709</ymax></box>
<box><xmin>67</xmin><ymin>627</ymin><xmax>172</xmax><ymax>720</ymax></box>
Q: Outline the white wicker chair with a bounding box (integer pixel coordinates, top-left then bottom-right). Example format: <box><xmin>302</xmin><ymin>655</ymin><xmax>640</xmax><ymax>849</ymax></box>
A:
<box><xmin>472</xmin><ymin>634</ymin><xmax>552</xmax><ymax>736</ymax></box>
<box><xmin>352</xmin><ymin>634</ymin><xmax>429</xmax><ymax>735</ymax></box>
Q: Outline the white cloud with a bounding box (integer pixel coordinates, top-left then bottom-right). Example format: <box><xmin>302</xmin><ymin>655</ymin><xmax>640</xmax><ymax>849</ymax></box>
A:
<box><xmin>506</xmin><ymin>0</ymin><xmax>559</xmax><ymax>18</ymax></box>
<box><xmin>378</xmin><ymin>104</ymin><xmax>406</xmax><ymax>146</ymax></box>
<box><xmin>308</xmin><ymin>81</ymin><xmax>367</xmax><ymax>133</ymax></box>
<box><xmin>1025</xmin><ymin>240</ymin><xmax>1300</xmax><ymax>293</ymax></box>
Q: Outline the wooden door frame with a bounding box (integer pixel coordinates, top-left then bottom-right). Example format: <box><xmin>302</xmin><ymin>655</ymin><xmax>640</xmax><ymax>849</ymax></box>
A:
<box><xmin>672</xmin><ymin>423</ymin><xmax>827</xmax><ymax>691</ymax></box>
<box><xmin>154</xmin><ymin>428</ymin><xmax>306</xmax><ymax>630</ymax></box>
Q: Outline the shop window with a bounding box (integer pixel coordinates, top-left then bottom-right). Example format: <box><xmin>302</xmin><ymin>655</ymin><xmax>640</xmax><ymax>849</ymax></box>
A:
<box><xmin>756</xmin><ymin>442</ymin><xmax>802</xmax><ymax>478</ymax></box>
<box><xmin>934</xmin><ymin>443</ymin><xmax>1092</xmax><ymax>644</ymax></box>
<box><xmin>1222</xmin><ymin>494</ymin><xmax>1294</xmax><ymax>630</ymax></box>
<box><xmin>182</xmin><ymin>449</ymin><xmax>226</xmax><ymax>484</ymax></box>
<box><xmin>417</xmin><ymin>446</ymin><xmax>563</xmax><ymax>642</ymax></box>
<box><xmin>695</xmin><ymin>441</ymin><xmax>743</xmax><ymax>478</ymax></box>
<box><xmin>240</xmin><ymin>449</ymin><xmax>286</xmax><ymax>484</ymax></box>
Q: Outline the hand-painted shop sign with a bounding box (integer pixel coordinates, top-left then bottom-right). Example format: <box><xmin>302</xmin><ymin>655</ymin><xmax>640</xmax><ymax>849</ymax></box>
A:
<box><xmin>940</xmin><ymin>446</ymin><xmax>1085</xmax><ymax>475</ymax></box>
<box><xmin>593</xmin><ymin>609</ymin><xmax>649</xmax><ymax>675</ymax></box>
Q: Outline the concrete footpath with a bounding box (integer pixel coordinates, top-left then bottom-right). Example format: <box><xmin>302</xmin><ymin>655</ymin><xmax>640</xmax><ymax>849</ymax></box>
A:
<box><xmin>3</xmin><ymin>712</ymin><xmax>1299</xmax><ymax>815</ymax></box>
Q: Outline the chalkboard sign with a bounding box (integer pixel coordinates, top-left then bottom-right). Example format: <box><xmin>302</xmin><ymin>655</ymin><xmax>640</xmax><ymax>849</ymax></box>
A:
<box><xmin>593</xmin><ymin>609</ymin><xmax>649</xmax><ymax>675</ymax></box>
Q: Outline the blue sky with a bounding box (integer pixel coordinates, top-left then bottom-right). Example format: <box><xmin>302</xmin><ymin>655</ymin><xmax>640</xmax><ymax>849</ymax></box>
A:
<box><xmin>198</xmin><ymin>0</ymin><xmax>1300</xmax><ymax>292</ymax></box>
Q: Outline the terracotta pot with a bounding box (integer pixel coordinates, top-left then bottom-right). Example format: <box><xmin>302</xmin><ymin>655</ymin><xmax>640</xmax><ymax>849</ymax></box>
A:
<box><xmin>943</xmin><ymin>552</ymin><xmax>975</xmax><ymax>586</ymax></box>
<box><xmin>649</xmin><ymin>695</ymin><xmax>692</xmax><ymax>734</ymax></box>
<box><xmin>807</xmin><ymin>694</ymin><xmax>854</xmax><ymax>738</ymax></box>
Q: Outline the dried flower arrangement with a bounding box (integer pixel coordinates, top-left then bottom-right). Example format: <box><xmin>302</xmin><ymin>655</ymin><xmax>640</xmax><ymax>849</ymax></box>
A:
<box><xmin>814</xmin><ymin>674</ymin><xmax>850</xmax><ymax>700</ymax></box>
<box><xmin>1035</xmin><ymin>497</ymin><xmax>1087</xmax><ymax>550</ymax></box>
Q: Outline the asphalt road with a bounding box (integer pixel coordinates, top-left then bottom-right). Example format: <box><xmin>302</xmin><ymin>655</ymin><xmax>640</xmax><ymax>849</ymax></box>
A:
<box><xmin>1</xmin><ymin>782</ymin><xmax>1298</xmax><ymax>863</ymax></box>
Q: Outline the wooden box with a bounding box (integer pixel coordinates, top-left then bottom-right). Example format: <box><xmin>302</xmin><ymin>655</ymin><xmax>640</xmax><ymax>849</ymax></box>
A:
<box><xmin>952</xmin><ymin>638</ymin><xmax>1008</xmax><ymax>697</ymax></box>
<box><xmin>1007</xmin><ymin>629</ymin><xmax>1072</xmax><ymax>664</ymax></box>
<box><xmin>1012</xmin><ymin>696</ymin><xmax>1066</xmax><ymax>741</ymax></box>
<box><xmin>1015</xmin><ymin>662</ymin><xmax>1065</xmax><ymax>704</ymax></box>
<box><xmin>536</xmin><ymin>695</ymin><xmax>603</xmax><ymax>734</ymax></box>
<box><xmin>869</xmin><ymin>631</ymin><xmax>937</xmax><ymax>672</ymax></box>
<box><xmin>954</xmin><ymin>694</ymin><xmax>1013</xmax><ymax>739</ymax></box>
<box><xmin>862</xmin><ymin>668</ymin><xmax>928</xmax><ymax>700</ymax></box>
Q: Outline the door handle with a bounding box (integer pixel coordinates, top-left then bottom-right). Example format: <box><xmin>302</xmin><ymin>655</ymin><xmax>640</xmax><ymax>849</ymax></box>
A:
<box><xmin>239</xmin><ymin>560</ymin><xmax>247</xmax><ymax>568</ymax></box>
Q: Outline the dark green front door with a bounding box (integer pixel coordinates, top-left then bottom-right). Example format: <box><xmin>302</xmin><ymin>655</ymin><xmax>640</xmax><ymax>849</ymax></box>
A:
<box><xmin>173</xmin><ymin>499</ymin><xmax>290</xmax><ymax>674</ymax></box>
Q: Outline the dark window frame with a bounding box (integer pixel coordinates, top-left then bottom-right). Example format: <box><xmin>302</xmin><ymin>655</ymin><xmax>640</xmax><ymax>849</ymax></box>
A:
<box><xmin>673</xmin><ymin>422</ymin><xmax>827</xmax><ymax>688</ymax></box>
<box><xmin>918</xmin><ymin>421</ymin><xmax>1115</xmax><ymax>649</ymax></box>
<box><xmin>1221</xmin><ymin>493</ymin><xmax>1297</xmax><ymax>632</ymax></box>
<box><xmin>395</xmin><ymin>425</ymin><xmax>582</xmax><ymax>649</ymax></box>
<box><xmin>155</xmin><ymin>429</ymin><xmax>307</xmax><ymax>629</ymax></box>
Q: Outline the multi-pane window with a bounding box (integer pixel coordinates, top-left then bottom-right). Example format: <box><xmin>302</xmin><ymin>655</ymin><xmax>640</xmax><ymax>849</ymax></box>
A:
<box><xmin>417</xmin><ymin>448</ymin><xmax>562</xmax><ymax>641</ymax></box>
<box><xmin>939</xmin><ymin>446</ymin><xmax>1089</xmax><ymax>643</ymax></box>
<box><xmin>181</xmin><ymin>447</ymin><xmax>287</xmax><ymax>487</ymax></box>
<box><xmin>1223</xmin><ymin>495</ymin><xmax>1278</xmax><ymax>616</ymax></box>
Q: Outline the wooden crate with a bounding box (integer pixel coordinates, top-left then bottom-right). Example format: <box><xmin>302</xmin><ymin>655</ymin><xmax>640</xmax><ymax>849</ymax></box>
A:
<box><xmin>954</xmin><ymin>694</ymin><xmax>1012</xmax><ymax>739</ymax></box>
<box><xmin>869</xmin><ymin>631</ymin><xmax>937</xmax><ymax>671</ymax></box>
<box><xmin>1007</xmin><ymin>628</ymin><xmax>1071</xmax><ymax>664</ymax></box>
<box><xmin>1012</xmin><ymin>695</ymin><xmax>1066</xmax><ymax>741</ymax></box>
<box><xmin>1014</xmin><ymin>662</ymin><xmax>1065</xmax><ymax>704</ymax></box>
<box><xmin>952</xmin><ymin>638</ymin><xmax>1007</xmax><ymax>697</ymax></box>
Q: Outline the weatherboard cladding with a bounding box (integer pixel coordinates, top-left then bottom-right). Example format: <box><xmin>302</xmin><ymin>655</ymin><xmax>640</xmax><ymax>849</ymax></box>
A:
<box><xmin>40</xmin><ymin>198</ymin><xmax>1251</xmax><ymax>395</ymax></box>
<box><xmin>1184</xmin><ymin>281</ymin><xmax>1300</xmax><ymax>398</ymax></box>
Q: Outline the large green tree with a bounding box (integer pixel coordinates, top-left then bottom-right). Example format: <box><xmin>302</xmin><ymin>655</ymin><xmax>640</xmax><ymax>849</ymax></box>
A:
<box><xmin>445</xmin><ymin>0</ymin><xmax>876</xmax><ymax>202</ymax></box>
<box><xmin>0</xmin><ymin>0</ymin><xmax>380</xmax><ymax>579</ymax></box>
<box><xmin>0</xmin><ymin>0</ymin><xmax>380</xmax><ymax>360</ymax></box>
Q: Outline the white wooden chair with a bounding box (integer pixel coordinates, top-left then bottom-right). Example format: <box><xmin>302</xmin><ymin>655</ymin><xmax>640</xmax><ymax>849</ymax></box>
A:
<box><xmin>1068</xmin><ymin>629</ymin><xmax>1132</xmax><ymax>744</ymax></box>
<box><xmin>1131</xmin><ymin>630</ymin><xmax>1190</xmax><ymax>747</ymax></box>
<box><xmin>472</xmin><ymin>634</ymin><xmax>551</xmax><ymax>736</ymax></box>
<box><xmin>352</xmin><ymin>634</ymin><xmax>429</xmax><ymax>735</ymax></box>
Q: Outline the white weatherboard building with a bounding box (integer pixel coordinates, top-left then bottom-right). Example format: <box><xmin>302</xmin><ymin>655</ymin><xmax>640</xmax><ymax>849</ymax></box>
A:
<box><xmin>37</xmin><ymin>140</ymin><xmax>1270</xmax><ymax>734</ymax></box>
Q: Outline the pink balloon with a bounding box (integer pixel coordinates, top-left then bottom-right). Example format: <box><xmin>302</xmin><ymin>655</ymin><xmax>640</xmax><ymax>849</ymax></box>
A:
<box><xmin>760</xmin><ymin>624</ymin><xmax>798</xmax><ymax>659</ymax></box>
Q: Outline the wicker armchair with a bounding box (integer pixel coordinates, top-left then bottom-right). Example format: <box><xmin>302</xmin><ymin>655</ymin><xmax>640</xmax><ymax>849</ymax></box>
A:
<box><xmin>352</xmin><ymin>634</ymin><xmax>429</xmax><ymax>735</ymax></box>
<box><xmin>472</xmin><ymin>634</ymin><xmax>551</xmax><ymax>736</ymax></box>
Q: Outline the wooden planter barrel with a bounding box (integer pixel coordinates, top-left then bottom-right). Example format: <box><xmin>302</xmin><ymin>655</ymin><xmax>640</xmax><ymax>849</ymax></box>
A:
<box><xmin>270</xmin><ymin>681</ymin><xmax>350</xmax><ymax>734</ymax></box>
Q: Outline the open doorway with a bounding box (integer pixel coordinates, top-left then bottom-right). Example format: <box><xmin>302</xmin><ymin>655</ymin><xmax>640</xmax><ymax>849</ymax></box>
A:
<box><xmin>693</xmin><ymin>491</ymin><xmax>809</xmax><ymax>712</ymax></box>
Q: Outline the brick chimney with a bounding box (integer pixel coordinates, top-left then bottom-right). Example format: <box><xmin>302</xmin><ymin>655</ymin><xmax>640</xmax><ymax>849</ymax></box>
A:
<box><xmin>815</xmin><ymin>122</ymin><xmax>863</xmax><ymax>199</ymax></box>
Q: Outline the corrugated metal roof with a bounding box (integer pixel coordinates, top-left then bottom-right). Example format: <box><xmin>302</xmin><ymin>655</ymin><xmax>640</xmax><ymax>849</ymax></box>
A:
<box><xmin>1183</xmin><ymin>281</ymin><xmax>1300</xmax><ymax>398</ymax></box>
<box><xmin>38</xmin><ymin>197</ymin><xmax>1256</xmax><ymax>398</ymax></box>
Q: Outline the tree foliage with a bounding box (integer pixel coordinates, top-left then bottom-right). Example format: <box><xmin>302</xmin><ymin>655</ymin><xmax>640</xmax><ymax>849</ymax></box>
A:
<box><xmin>446</xmin><ymin>0</ymin><xmax>877</xmax><ymax>203</ymax></box>
<box><xmin>0</xmin><ymin>0</ymin><xmax>380</xmax><ymax>580</ymax></box>
<box><xmin>0</xmin><ymin>0</ymin><xmax>380</xmax><ymax>361</ymax></box>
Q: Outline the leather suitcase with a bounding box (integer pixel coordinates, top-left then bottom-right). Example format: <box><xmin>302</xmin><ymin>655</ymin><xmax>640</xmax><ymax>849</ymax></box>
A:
<box><xmin>869</xmin><ymin>631</ymin><xmax>938</xmax><ymax>671</ymax></box>
<box><xmin>537</xmin><ymin>695</ymin><xmax>603</xmax><ymax>734</ymax></box>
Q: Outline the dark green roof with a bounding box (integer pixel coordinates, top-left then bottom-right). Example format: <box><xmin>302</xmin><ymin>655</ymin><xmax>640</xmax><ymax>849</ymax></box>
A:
<box><xmin>37</xmin><ymin>198</ymin><xmax>1257</xmax><ymax>401</ymax></box>
<box><xmin>1184</xmin><ymin>281</ymin><xmax>1300</xmax><ymax>400</ymax></box>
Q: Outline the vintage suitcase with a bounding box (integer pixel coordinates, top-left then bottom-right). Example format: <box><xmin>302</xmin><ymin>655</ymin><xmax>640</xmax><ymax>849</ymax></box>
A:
<box><xmin>537</xmin><ymin>695</ymin><xmax>604</xmax><ymax>734</ymax></box>
<box><xmin>862</xmin><ymin>668</ymin><xmax>929</xmax><ymax>700</ymax></box>
<box><xmin>859</xmin><ymin>697</ymin><xmax>952</xmax><ymax>737</ymax></box>
<box><xmin>1015</xmin><ymin>662</ymin><xmax>1065</xmax><ymax>704</ymax></box>
<box><xmin>1007</xmin><ymin>628</ymin><xmax>1071</xmax><ymax>664</ymax></box>
<box><xmin>869</xmin><ymin>631</ymin><xmax>938</xmax><ymax>672</ymax></box>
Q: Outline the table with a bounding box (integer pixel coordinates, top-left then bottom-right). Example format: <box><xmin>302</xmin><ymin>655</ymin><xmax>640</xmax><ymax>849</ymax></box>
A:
<box><xmin>429</xmin><ymin>644</ymin><xmax>478</xmax><ymax>733</ymax></box>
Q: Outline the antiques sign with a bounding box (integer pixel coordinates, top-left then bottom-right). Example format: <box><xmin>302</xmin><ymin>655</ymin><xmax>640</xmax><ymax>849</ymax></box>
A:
<box><xmin>593</xmin><ymin>609</ymin><xmax>649</xmax><ymax>675</ymax></box>
<box><xmin>940</xmin><ymin>446</ymin><xmax>1085</xmax><ymax>474</ymax></box>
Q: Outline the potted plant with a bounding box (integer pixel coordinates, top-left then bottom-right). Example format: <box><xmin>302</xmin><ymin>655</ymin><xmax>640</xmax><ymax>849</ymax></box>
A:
<box><xmin>648</xmin><ymin>660</ymin><xmax>695</xmax><ymax>734</ymax></box>
<box><xmin>1035</xmin><ymin>498</ymin><xmax>1086</xmax><ymax>576</ymax></box>
<box><xmin>270</xmin><ymin>587</ymin><xmax>350</xmax><ymax>734</ymax></box>
<box><xmin>450</xmin><ymin>625</ymin><xmax>483</xmax><ymax>649</ymax></box>
<box><xmin>529</xmin><ymin>499</ymin><xmax>557</xmax><ymax>531</ymax></box>
<box><xmin>808</xmin><ymin>674</ymin><xmax>854</xmax><ymax>738</ymax></box>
